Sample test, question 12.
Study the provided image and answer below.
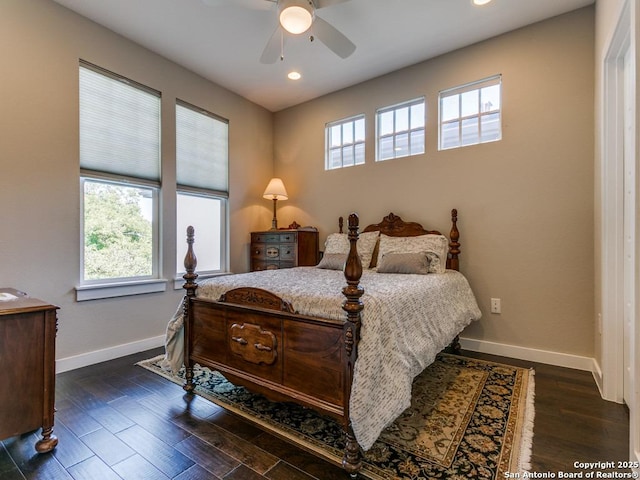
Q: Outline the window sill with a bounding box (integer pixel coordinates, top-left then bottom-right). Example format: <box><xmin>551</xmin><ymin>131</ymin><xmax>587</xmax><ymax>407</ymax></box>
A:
<box><xmin>76</xmin><ymin>279</ymin><xmax>168</xmax><ymax>301</ymax></box>
<box><xmin>173</xmin><ymin>272</ymin><xmax>233</xmax><ymax>290</ymax></box>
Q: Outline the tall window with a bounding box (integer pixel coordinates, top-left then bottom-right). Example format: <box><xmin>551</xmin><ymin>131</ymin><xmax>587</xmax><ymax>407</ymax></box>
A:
<box><xmin>325</xmin><ymin>114</ymin><xmax>365</xmax><ymax>170</ymax></box>
<box><xmin>376</xmin><ymin>97</ymin><xmax>425</xmax><ymax>161</ymax></box>
<box><xmin>176</xmin><ymin>101</ymin><xmax>229</xmax><ymax>274</ymax></box>
<box><xmin>439</xmin><ymin>75</ymin><xmax>502</xmax><ymax>150</ymax></box>
<box><xmin>79</xmin><ymin>62</ymin><xmax>161</xmax><ymax>294</ymax></box>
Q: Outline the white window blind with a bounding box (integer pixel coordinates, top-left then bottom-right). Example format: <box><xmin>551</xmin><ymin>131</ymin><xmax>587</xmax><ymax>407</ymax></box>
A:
<box><xmin>79</xmin><ymin>63</ymin><xmax>160</xmax><ymax>181</ymax></box>
<box><xmin>176</xmin><ymin>101</ymin><xmax>229</xmax><ymax>194</ymax></box>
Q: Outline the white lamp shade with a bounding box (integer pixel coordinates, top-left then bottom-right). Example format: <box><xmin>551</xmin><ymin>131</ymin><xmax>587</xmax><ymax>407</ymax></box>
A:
<box><xmin>263</xmin><ymin>177</ymin><xmax>289</xmax><ymax>200</ymax></box>
<box><xmin>278</xmin><ymin>0</ymin><xmax>313</xmax><ymax>34</ymax></box>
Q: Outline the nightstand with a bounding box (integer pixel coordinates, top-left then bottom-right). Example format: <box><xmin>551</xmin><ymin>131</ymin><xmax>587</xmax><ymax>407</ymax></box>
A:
<box><xmin>0</xmin><ymin>288</ymin><xmax>58</xmax><ymax>452</ymax></box>
<box><xmin>250</xmin><ymin>229</ymin><xmax>319</xmax><ymax>271</ymax></box>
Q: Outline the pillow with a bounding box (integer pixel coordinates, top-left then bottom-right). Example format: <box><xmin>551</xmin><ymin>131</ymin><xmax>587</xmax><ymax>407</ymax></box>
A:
<box><xmin>376</xmin><ymin>233</ymin><xmax>448</xmax><ymax>273</ymax></box>
<box><xmin>316</xmin><ymin>253</ymin><xmax>347</xmax><ymax>270</ymax></box>
<box><xmin>323</xmin><ymin>230</ymin><xmax>380</xmax><ymax>269</ymax></box>
<box><xmin>377</xmin><ymin>252</ymin><xmax>432</xmax><ymax>274</ymax></box>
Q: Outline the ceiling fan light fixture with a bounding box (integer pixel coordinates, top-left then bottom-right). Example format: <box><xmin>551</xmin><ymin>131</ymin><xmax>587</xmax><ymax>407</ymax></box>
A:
<box><xmin>279</xmin><ymin>0</ymin><xmax>314</xmax><ymax>34</ymax></box>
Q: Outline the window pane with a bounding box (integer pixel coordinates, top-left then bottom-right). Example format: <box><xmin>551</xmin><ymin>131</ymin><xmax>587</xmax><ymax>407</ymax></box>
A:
<box><xmin>379</xmin><ymin>110</ymin><xmax>394</xmax><ymax>136</ymax></box>
<box><xmin>461</xmin><ymin>118</ymin><xmax>479</xmax><ymax>146</ymax></box>
<box><xmin>461</xmin><ymin>90</ymin><xmax>479</xmax><ymax>117</ymax></box>
<box><xmin>410</xmin><ymin>129</ymin><xmax>425</xmax><ymax>155</ymax></box>
<box><xmin>395</xmin><ymin>107</ymin><xmax>409</xmax><ymax>132</ymax></box>
<box><xmin>441</xmin><ymin>95</ymin><xmax>459</xmax><ymax>122</ymax></box>
<box><xmin>354</xmin><ymin>143</ymin><xmax>365</xmax><ymax>165</ymax></box>
<box><xmin>176</xmin><ymin>193</ymin><xmax>222</xmax><ymax>272</ymax></box>
<box><xmin>379</xmin><ymin>136</ymin><xmax>394</xmax><ymax>160</ymax></box>
<box><xmin>395</xmin><ymin>132</ymin><xmax>409</xmax><ymax>157</ymax></box>
<box><xmin>342</xmin><ymin>122</ymin><xmax>354</xmax><ymax>145</ymax></box>
<box><xmin>481</xmin><ymin>112</ymin><xmax>501</xmax><ymax>142</ymax></box>
<box><xmin>441</xmin><ymin>121</ymin><xmax>460</xmax><ymax>149</ymax></box>
<box><xmin>329</xmin><ymin>148</ymin><xmax>342</xmax><ymax>169</ymax></box>
<box><xmin>410</xmin><ymin>102</ymin><xmax>425</xmax><ymax>128</ymax></box>
<box><xmin>342</xmin><ymin>146</ymin><xmax>354</xmax><ymax>166</ymax></box>
<box><xmin>83</xmin><ymin>180</ymin><xmax>154</xmax><ymax>281</ymax></box>
<box><xmin>354</xmin><ymin>118</ymin><xmax>365</xmax><ymax>142</ymax></box>
<box><xmin>330</xmin><ymin>124</ymin><xmax>342</xmax><ymax>147</ymax></box>
<box><xmin>481</xmin><ymin>84</ymin><xmax>501</xmax><ymax>112</ymax></box>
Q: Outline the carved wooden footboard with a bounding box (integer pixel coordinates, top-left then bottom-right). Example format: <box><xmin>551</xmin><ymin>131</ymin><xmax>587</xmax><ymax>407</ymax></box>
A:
<box><xmin>180</xmin><ymin>210</ymin><xmax>462</xmax><ymax>477</ymax></box>
<box><xmin>182</xmin><ymin>213</ymin><xmax>365</xmax><ymax>475</ymax></box>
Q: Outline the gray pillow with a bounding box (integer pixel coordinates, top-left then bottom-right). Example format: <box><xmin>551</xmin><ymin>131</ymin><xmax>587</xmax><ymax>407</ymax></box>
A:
<box><xmin>377</xmin><ymin>252</ymin><xmax>432</xmax><ymax>274</ymax></box>
<box><xmin>316</xmin><ymin>253</ymin><xmax>348</xmax><ymax>270</ymax></box>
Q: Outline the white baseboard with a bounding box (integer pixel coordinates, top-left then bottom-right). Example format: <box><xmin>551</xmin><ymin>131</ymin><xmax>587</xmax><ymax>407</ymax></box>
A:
<box><xmin>460</xmin><ymin>336</ymin><xmax>595</xmax><ymax>372</ymax></box>
<box><xmin>56</xmin><ymin>335</ymin><xmax>165</xmax><ymax>373</ymax></box>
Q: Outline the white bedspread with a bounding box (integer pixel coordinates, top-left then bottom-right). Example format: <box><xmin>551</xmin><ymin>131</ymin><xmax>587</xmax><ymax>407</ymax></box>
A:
<box><xmin>162</xmin><ymin>267</ymin><xmax>481</xmax><ymax>451</ymax></box>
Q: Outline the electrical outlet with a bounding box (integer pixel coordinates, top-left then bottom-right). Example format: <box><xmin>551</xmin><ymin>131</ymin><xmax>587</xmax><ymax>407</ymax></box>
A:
<box><xmin>490</xmin><ymin>298</ymin><xmax>501</xmax><ymax>314</ymax></box>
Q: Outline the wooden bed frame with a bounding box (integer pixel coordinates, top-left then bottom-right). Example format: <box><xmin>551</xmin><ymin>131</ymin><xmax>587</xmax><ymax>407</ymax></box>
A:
<box><xmin>181</xmin><ymin>209</ymin><xmax>462</xmax><ymax>477</ymax></box>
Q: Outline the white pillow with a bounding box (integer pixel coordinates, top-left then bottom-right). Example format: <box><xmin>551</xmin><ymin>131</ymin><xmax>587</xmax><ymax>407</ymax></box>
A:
<box><xmin>324</xmin><ymin>231</ymin><xmax>380</xmax><ymax>269</ymax></box>
<box><xmin>376</xmin><ymin>233</ymin><xmax>448</xmax><ymax>273</ymax></box>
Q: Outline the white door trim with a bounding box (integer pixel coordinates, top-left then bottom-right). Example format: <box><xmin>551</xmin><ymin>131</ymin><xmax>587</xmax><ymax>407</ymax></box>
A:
<box><xmin>601</xmin><ymin>0</ymin><xmax>630</xmax><ymax>405</ymax></box>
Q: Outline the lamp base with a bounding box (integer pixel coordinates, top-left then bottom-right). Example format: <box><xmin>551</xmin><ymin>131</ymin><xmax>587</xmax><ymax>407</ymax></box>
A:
<box><xmin>271</xmin><ymin>198</ymin><xmax>278</xmax><ymax>230</ymax></box>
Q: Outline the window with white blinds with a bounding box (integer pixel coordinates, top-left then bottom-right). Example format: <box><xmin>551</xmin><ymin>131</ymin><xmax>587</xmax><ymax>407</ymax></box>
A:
<box><xmin>78</xmin><ymin>62</ymin><xmax>161</xmax><ymax>294</ymax></box>
<box><xmin>79</xmin><ymin>64</ymin><xmax>160</xmax><ymax>182</ymax></box>
<box><xmin>175</xmin><ymin>101</ymin><xmax>229</xmax><ymax>274</ymax></box>
<box><xmin>176</xmin><ymin>101</ymin><xmax>229</xmax><ymax>193</ymax></box>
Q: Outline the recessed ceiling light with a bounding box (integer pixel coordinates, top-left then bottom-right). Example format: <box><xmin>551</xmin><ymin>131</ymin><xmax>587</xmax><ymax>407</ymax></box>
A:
<box><xmin>472</xmin><ymin>0</ymin><xmax>492</xmax><ymax>5</ymax></box>
<box><xmin>288</xmin><ymin>71</ymin><xmax>302</xmax><ymax>80</ymax></box>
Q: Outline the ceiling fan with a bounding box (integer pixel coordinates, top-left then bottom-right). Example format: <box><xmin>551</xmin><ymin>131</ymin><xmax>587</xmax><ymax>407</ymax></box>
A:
<box><xmin>259</xmin><ymin>0</ymin><xmax>356</xmax><ymax>63</ymax></box>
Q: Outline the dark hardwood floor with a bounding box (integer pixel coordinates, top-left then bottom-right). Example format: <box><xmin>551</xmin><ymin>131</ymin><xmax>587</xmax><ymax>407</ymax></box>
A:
<box><xmin>0</xmin><ymin>348</ymin><xmax>629</xmax><ymax>479</ymax></box>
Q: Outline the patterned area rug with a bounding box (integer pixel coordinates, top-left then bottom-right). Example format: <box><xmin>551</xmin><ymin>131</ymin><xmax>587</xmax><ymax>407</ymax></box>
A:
<box><xmin>137</xmin><ymin>353</ymin><xmax>535</xmax><ymax>480</ymax></box>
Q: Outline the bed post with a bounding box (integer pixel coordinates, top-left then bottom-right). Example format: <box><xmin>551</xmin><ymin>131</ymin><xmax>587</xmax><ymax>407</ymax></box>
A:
<box><xmin>448</xmin><ymin>208</ymin><xmax>460</xmax><ymax>271</ymax></box>
<box><xmin>342</xmin><ymin>213</ymin><xmax>363</xmax><ymax>477</ymax></box>
<box><xmin>182</xmin><ymin>226</ymin><xmax>199</xmax><ymax>393</ymax></box>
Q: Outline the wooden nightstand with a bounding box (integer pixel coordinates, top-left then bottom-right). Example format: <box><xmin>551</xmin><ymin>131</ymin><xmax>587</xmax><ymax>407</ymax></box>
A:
<box><xmin>0</xmin><ymin>288</ymin><xmax>58</xmax><ymax>453</ymax></box>
<box><xmin>250</xmin><ymin>229</ymin><xmax>319</xmax><ymax>271</ymax></box>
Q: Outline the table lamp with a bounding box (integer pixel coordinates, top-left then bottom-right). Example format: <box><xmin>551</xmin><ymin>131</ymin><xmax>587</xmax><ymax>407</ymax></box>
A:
<box><xmin>263</xmin><ymin>177</ymin><xmax>288</xmax><ymax>230</ymax></box>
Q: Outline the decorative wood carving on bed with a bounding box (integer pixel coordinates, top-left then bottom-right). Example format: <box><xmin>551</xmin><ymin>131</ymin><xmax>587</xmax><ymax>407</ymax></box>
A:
<box><xmin>181</xmin><ymin>209</ymin><xmax>461</xmax><ymax>477</ymax></box>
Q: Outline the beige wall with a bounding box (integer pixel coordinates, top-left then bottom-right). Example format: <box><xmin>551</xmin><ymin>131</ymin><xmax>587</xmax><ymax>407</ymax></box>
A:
<box><xmin>0</xmin><ymin>0</ymin><xmax>274</xmax><ymax>363</ymax></box>
<box><xmin>273</xmin><ymin>7</ymin><xmax>596</xmax><ymax>357</ymax></box>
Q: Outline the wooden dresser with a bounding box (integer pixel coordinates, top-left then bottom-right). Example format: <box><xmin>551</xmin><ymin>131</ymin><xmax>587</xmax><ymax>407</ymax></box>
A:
<box><xmin>250</xmin><ymin>229</ymin><xmax>319</xmax><ymax>271</ymax></box>
<box><xmin>0</xmin><ymin>288</ymin><xmax>58</xmax><ymax>452</ymax></box>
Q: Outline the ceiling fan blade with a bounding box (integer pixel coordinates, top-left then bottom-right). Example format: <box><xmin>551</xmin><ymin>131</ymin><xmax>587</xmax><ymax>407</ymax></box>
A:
<box><xmin>260</xmin><ymin>26</ymin><xmax>284</xmax><ymax>64</ymax></box>
<box><xmin>315</xmin><ymin>0</ymin><xmax>351</xmax><ymax>8</ymax></box>
<box><xmin>312</xmin><ymin>16</ymin><xmax>356</xmax><ymax>59</ymax></box>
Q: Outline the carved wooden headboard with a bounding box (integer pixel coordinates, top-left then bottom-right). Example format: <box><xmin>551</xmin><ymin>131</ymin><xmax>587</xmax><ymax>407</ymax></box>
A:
<box><xmin>339</xmin><ymin>210</ymin><xmax>461</xmax><ymax>271</ymax></box>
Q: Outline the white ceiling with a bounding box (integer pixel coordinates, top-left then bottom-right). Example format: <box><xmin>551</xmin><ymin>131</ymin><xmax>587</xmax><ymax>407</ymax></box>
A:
<box><xmin>53</xmin><ymin>0</ymin><xmax>594</xmax><ymax>112</ymax></box>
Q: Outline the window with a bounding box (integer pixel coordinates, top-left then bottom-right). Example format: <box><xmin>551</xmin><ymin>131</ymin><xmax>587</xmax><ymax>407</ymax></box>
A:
<box><xmin>376</xmin><ymin>97</ymin><xmax>425</xmax><ymax>161</ymax></box>
<box><xmin>78</xmin><ymin>62</ymin><xmax>163</xmax><ymax>299</ymax></box>
<box><xmin>176</xmin><ymin>101</ymin><xmax>229</xmax><ymax>274</ymax></box>
<box><xmin>439</xmin><ymin>75</ymin><xmax>502</xmax><ymax>150</ymax></box>
<box><xmin>325</xmin><ymin>115</ymin><xmax>365</xmax><ymax>170</ymax></box>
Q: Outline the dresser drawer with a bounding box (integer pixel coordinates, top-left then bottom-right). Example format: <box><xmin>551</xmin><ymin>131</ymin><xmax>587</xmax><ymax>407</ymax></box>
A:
<box><xmin>252</xmin><ymin>232</ymin><xmax>297</xmax><ymax>244</ymax></box>
<box><xmin>252</xmin><ymin>260</ymin><xmax>293</xmax><ymax>271</ymax></box>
